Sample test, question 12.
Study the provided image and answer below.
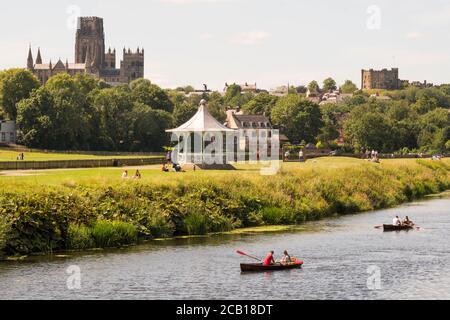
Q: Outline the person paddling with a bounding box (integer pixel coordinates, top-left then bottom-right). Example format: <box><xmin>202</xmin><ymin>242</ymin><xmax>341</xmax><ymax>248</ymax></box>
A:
<box><xmin>280</xmin><ymin>250</ymin><xmax>292</xmax><ymax>265</ymax></box>
<box><xmin>393</xmin><ymin>216</ymin><xmax>401</xmax><ymax>226</ymax></box>
<box><xmin>403</xmin><ymin>216</ymin><xmax>413</xmax><ymax>227</ymax></box>
<box><xmin>263</xmin><ymin>251</ymin><xmax>276</xmax><ymax>266</ymax></box>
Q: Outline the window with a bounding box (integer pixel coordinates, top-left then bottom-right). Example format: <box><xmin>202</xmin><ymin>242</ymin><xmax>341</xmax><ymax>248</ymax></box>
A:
<box><xmin>10</xmin><ymin>132</ymin><xmax>14</xmax><ymax>141</ymax></box>
<box><xmin>1</xmin><ymin>132</ymin><xmax>5</xmax><ymax>142</ymax></box>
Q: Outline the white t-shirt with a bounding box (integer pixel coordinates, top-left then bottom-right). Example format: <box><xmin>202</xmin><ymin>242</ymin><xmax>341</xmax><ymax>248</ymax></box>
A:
<box><xmin>393</xmin><ymin>218</ymin><xmax>400</xmax><ymax>226</ymax></box>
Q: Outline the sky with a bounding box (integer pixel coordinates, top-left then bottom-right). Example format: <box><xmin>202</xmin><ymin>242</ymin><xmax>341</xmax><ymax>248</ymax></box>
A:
<box><xmin>1</xmin><ymin>0</ymin><xmax>450</xmax><ymax>90</ymax></box>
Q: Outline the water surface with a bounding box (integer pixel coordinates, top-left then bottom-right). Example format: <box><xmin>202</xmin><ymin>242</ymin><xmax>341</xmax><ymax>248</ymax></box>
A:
<box><xmin>1</xmin><ymin>196</ymin><xmax>449</xmax><ymax>300</ymax></box>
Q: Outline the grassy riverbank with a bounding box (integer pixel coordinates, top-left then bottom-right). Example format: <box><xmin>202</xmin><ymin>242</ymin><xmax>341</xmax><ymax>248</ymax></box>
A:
<box><xmin>1</xmin><ymin>157</ymin><xmax>449</xmax><ymax>259</ymax></box>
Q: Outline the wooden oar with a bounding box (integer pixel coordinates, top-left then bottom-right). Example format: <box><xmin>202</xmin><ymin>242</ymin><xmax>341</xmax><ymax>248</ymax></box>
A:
<box><xmin>236</xmin><ymin>250</ymin><xmax>261</xmax><ymax>262</ymax></box>
<box><xmin>374</xmin><ymin>225</ymin><xmax>382</xmax><ymax>229</ymax></box>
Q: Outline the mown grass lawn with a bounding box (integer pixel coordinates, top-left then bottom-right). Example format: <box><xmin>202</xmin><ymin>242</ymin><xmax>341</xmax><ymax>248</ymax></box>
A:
<box><xmin>0</xmin><ymin>148</ymin><xmax>161</xmax><ymax>162</ymax></box>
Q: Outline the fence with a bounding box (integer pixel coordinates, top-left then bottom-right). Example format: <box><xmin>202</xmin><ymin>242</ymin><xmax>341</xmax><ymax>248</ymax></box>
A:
<box><xmin>0</xmin><ymin>157</ymin><xmax>165</xmax><ymax>171</ymax></box>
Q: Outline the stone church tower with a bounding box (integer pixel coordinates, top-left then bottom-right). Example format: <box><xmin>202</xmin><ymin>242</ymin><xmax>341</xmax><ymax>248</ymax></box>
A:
<box><xmin>27</xmin><ymin>16</ymin><xmax>144</xmax><ymax>85</ymax></box>
<box><xmin>75</xmin><ymin>17</ymin><xmax>105</xmax><ymax>71</ymax></box>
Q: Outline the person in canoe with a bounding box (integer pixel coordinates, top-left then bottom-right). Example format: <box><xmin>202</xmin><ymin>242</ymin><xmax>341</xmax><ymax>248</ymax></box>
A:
<box><xmin>393</xmin><ymin>216</ymin><xmax>401</xmax><ymax>226</ymax></box>
<box><xmin>262</xmin><ymin>251</ymin><xmax>276</xmax><ymax>266</ymax></box>
<box><xmin>403</xmin><ymin>216</ymin><xmax>414</xmax><ymax>227</ymax></box>
<box><xmin>280</xmin><ymin>250</ymin><xmax>293</xmax><ymax>265</ymax></box>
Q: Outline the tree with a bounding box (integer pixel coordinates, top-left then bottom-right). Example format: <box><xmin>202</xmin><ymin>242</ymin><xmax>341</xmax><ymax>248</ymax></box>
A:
<box><xmin>340</xmin><ymin>80</ymin><xmax>358</xmax><ymax>94</ymax></box>
<box><xmin>322</xmin><ymin>77</ymin><xmax>337</xmax><ymax>92</ymax></box>
<box><xmin>223</xmin><ymin>83</ymin><xmax>255</xmax><ymax>107</ymax></box>
<box><xmin>206</xmin><ymin>92</ymin><xmax>226</xmax><ymax>122</ymax></box>
<box><xmin>307</xmin><ymin>81</ymin><xmax>320</xmax><ymax>93</ymax></box>
<box><xmin>0</xmin><ymin>68</ymin><xmax>40</xmax><ymax>120</ymax></box>
<box><xmin>16</xmin><ymin>88</ymin><xmax>55</xmax><ymax>148</ymax></box>
<box><xmin>271</xmin><ymin>94</ymin><xmax>323</xmax><ymax>144</ymax></box>
<box><xmin>343</xmin><ymin>105</ymin><xmax>394</xmax><ymax>152</ymax></box>
<box><xmin>90</xmin><ymin>86</ymin><xmax>134</xmax><ymax>150</ymax></box>
<box><xmin>173</xmin><ymin>101</ymin><xmax>198</xmax><ymax>126</ymax></box>
<box><xmin>17</xmin><ymin>73</ymin><xmax>94</xmax><ymax>150</ymax></box>
<box><xmin>296</xmin><ymin>85</ymin><xmax>307</xmax><ymax>94</ymax></box>
<box><xmin>445</xmin><ymin>139</ymin><xmax>450</xmax><ymax>152</ymax></box>
<box><xmin>130</xmin><ymin>78</ymin><xmax>174</xmax><ymax>112</ymax></box>
<box><xmin>241</xmin><ymin>93</ymin><xmax>278</xmax><ymax>117</ymax></box>
<box><xmin>128</xmin><ymin>102</ymin><xmax>173</xmax><ymax>151</ymax></box>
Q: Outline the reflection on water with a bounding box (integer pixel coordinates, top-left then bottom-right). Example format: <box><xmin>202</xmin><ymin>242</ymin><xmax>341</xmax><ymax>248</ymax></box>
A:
<box><xmin>1</xmin><ymin>197</ymin><xmax>450</xmax><ymax>300</ymax></box>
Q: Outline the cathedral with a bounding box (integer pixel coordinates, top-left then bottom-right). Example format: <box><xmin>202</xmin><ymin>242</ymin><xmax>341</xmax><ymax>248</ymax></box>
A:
<box><xmin>27</xmin><ymin>17</ymin><xmax>144</xmax><ymax>85</ymax></box>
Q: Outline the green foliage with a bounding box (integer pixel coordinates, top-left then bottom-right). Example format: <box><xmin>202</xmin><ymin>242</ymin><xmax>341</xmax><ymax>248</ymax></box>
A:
<box><xmin>224</xmin><ymin>84</ymin><xmax>254</xmax><ymax>107</ymax></box>
<box><xmin>67</xmin><ymin>224</ymin><xmax>94</xmax><ymax>250</ymax></box>
<box><xmin>3</xmin><ymin>66</ymin><xmax>450</xmax><ymax>155</ymax></box>
<box><xmin>91</xmin><ymin>220</ymin><xmax>138</xmax><ymax>248</ymax></box>
<box><xmin>241</xmin><ymin>92</ymin><xmax>278</xmax><ymax>117</ymax></box>
<box><xmin>323</xmin><ymin>77</ymin><xmax>337</xmax><ymax>92</ymax></box>
<box><xmin>344</xmin><ymin>105</ymin><xmax>395</xmax><ymax>152</ymax></box>
<box><xmin>271</xmin><ymin>94</ymin><xmax>323</xmax><ymax>144</ymax></box>
<box><xmin>184</xmin><ymin>212</ymin><xmax>209</xmax><ymax>235</ymax></box>
<box><xmin>15</xmin><ymin>73</ymin><xmax>173</xmax><ymax>152</ymax></box>
<box><xmin>307</xmin><ymin>81</ymin><xmax>320</xmax><ymax>93</ymax></box>
<box><xmin>340</xmin><ymin>80</ymin><xmax>358</xmax><ymax>94</ymax></box>
<box><xmin>0</xmin><ymin>68</ymin><xmax>40</xmax><ymax>120</ymax></box>
<box><xmin>130</xmin><ymin>78</ymin><xmax>173</xmax><ymax>112</ymax></box>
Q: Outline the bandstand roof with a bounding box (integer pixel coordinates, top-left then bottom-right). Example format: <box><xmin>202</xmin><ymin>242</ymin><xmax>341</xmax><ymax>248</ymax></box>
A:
<box><xmin>166</xmin><ymin>101</ymin><xmax>235</xmax><ymax>133</ymax></box>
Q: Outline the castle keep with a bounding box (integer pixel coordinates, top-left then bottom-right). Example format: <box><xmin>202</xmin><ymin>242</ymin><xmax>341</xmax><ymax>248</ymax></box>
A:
<box><xmin>27</xmin><ymin>17</ymin><xmax>144</xmax><ymax>85</ymax></box>
<box><xmin>361</xmin><ymin>68</ymin><xmax>400</xmax><ymax>90</ymax></box>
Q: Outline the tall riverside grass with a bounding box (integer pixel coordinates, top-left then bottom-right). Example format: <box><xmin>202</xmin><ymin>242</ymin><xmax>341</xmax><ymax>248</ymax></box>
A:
<box><xmin>0</xmin><ymin>158</ymin><xmax>449</xmax><ymax>258</ymax></box>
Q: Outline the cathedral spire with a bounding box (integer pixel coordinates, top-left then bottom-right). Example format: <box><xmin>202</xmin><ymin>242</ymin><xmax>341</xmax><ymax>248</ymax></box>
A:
<box><xmin>36</xmin><ymin>47</ymin><xmax>42</xmax><ymax>64</ymax></box>
<box><xmin>27</xmin><ymin>45</ymin><xmax>34</xmax><ymax>70</ymax></box>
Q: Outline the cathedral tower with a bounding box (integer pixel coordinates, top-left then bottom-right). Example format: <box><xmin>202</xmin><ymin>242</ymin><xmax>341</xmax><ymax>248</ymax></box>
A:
<box><xmin>75</xmin><ymin>17</ymin><xmax>105</xmax><ymax>70</ymax></box>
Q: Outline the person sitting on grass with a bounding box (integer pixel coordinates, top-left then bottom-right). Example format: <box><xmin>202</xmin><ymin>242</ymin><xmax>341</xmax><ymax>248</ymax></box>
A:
<box><xmin>133</xmin><ymin>170</ymin><xmax>142</xmax><ymax>179</ymax></box>
<box><xmin>162</xmin><ymin>164</ymin><xmax>169</xmax><ymax>172</ymax></box>
<box><xmin>263</xmin><ymin>251</ymin><xmax>276</xmax><ymax>266</ymax></box>
<box><xmin>173</xmin><ymin>163</ymin><xmax>184</xmax><ymax>172</ymax></box>
<box><xmin>121</xmin><ymin>170</ymin><xmax>128</xmax><ymax>179</ymax></box>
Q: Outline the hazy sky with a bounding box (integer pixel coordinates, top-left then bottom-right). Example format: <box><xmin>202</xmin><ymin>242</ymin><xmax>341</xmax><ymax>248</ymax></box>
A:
<box><xmin>1</xmin><ymin>0</ymin><xmax>449</xmax><ymax>90</ymax></box>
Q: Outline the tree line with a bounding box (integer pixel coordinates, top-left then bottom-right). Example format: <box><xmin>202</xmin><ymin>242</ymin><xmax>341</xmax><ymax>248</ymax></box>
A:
<box><xmin>0</xmin><ymin>69</ymin><xmax>449</xmax><ymax>154</ymax></box>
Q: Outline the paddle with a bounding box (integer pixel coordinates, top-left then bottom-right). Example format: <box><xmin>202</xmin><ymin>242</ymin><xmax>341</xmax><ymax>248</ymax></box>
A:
<box><xmin>236</xmin><ymin>250</ymin><xmax>262</xmax><ymax>262</ymax></box>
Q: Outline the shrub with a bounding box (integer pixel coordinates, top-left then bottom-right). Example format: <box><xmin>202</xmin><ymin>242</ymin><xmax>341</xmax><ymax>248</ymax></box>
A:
<box><xmin>91</xmin><ymin>220</ymin><xmax>138</xmax><ymax>248</ymax></box>
<box><xmin>183</xmin><ymin>212</ymin><xmax>208</xmax><ymax>235</ymax></box>
<box><xmin>67</xmin><ymin>224</ymin><xmax>94</xmax><ymax>250</ymax></box>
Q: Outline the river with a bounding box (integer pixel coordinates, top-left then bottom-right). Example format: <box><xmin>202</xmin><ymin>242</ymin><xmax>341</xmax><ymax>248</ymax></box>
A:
<box><xmin>1</xmin><ymin>196</ymin><xmax>450</xmax><ymax>300</ymax></box>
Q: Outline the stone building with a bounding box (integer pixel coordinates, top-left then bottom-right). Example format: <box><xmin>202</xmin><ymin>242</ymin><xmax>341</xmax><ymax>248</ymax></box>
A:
<box><xmin>0</xmin><ymin>120</ymin><xmax>16</xmax><ymax>144</ymax></box>
<box><xmin>27</xmin><ymin>17</ymin><xmax>144</xmax><ymax>85</ymax></box>
<box><xmin>361</xmin><ymin>68</ymin><xmax>400</xmax><ymax>90</ymax></box>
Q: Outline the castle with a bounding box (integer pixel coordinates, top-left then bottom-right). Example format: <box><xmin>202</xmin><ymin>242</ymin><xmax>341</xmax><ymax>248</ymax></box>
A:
<box><xmin>361</xmin><ymin>68</ymin><xmax>400</xmax><ymax>90</ymax></box>
<box><xmin>27</xmin><ymin>17</ymin><xmax>144</xmax><ymax>85</ymax></box>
